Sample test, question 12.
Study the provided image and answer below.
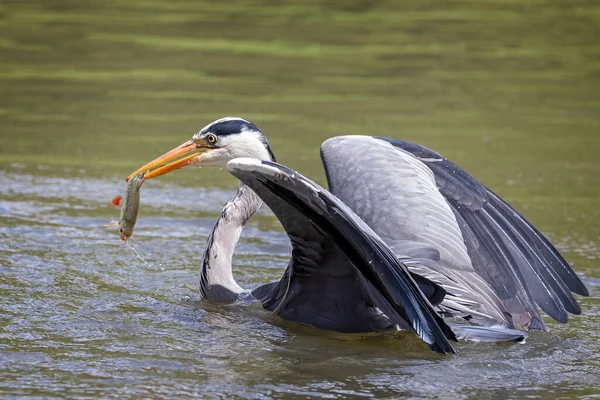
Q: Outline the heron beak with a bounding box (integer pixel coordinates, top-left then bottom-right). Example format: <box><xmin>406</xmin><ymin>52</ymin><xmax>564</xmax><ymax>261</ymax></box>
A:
<box><xmin>126</xmin><ymin>140</ymin><xmax>210</xmax><ymax>181</ymax></box>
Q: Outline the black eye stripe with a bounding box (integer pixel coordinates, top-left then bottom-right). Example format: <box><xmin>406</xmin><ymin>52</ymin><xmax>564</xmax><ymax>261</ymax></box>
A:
<box><xmin>196</xmin><ymin>118</ymin><xmax>276</xmax><ymax>162</ymax></box>
<box><xmin>204</xmin><ymin>119</ymin><xmax>259</xmax><ymax>137</ymax></box>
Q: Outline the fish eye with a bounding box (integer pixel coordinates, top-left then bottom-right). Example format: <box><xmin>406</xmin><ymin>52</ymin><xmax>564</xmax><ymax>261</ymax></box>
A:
<box><xmin>206</xmin><ymin>134</ymin><xmax>217</xmax><ymax>144</ymax></box>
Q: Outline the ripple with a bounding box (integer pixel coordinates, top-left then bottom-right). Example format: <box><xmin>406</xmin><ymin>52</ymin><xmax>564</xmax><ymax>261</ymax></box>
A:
<box><xmin>1</xmin><ymin>167</ymin><xmax>600</xmax><ymax>398</ymax></box>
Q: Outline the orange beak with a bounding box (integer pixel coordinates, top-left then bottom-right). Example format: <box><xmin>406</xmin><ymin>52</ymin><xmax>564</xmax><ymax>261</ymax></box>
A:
<box><xmin>126</xmin><ymin>140</ymin><xmax>210</xmax><ymax>181</ymax></box>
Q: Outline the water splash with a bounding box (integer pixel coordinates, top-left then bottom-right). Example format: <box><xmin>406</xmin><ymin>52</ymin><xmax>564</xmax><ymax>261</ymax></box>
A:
<box><xmin>125</xmin><ymin>239</ymin><xmax>165</xmax><ymax>271</ymax></box>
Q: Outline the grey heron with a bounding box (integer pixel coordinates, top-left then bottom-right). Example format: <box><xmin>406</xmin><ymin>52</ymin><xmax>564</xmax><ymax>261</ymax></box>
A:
<box><xmin>127</xmin><ymin>117</ymin><xmax>588</xmax><ymax>354</ymax></box>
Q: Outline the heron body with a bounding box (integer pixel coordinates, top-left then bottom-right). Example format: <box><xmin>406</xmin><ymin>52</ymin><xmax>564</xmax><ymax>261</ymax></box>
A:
<box><xmin>128</xmin><ymin>117</ymin><xmax>588</xmax><ymax>354</ymax></box>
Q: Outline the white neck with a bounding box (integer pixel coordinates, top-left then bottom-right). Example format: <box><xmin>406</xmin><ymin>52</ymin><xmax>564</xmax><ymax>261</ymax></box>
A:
<box><xmin>199</xmin><ymin>181</ymin><xmax>262</xmax><ymax>302</ymax></box>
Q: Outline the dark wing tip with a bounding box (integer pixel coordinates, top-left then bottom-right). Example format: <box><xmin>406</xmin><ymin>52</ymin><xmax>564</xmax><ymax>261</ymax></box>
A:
<box><xmin>377</xmin><ymin>137</ymin><xmax>589</xmax><ymax>324</ymax></box>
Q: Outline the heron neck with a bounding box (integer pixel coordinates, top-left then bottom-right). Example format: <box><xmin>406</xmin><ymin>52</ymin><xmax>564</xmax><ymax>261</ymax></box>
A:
<box><xmin>200</xmin><ymin>181</ymin><xmax>262</xmax><ymax>302</ymax></box>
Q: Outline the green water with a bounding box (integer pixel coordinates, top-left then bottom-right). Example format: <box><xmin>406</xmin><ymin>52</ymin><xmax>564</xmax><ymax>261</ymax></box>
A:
<box><xmin>1</xmin><ymin>0</ymin><xmax>599</xmax><ymax>398</ymax></box>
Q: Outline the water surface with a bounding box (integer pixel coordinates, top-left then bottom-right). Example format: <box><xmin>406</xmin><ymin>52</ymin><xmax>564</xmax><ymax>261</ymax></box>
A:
<box><xmin>1</xmin><ymin>0</ymin><xmax>599</xmax><ymax>398</ymax></box>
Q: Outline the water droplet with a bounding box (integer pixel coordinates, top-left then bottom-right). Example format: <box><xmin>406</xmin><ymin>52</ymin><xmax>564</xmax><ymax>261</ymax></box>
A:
<box><xmin>126</xmin><ymin>241</ymin><xmax>165</xmax><ymax>271</ymax></box>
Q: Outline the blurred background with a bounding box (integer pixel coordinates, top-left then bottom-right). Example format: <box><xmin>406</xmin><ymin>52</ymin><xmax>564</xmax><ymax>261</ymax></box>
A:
<box><xmin>1</xmin><ymin>0</ymin><xmax>600</xmax><ymax>398</ymax></box>
<box><xmin>2</xmin><ymin>0</ymin><xmax>599</xmax><ymax>186</ymax></box>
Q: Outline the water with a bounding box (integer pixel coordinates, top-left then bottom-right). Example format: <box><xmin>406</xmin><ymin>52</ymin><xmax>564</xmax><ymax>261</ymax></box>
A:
<box><xmin>1</xmin><ymin>0</ymin><xmax>600</xmax><ymax>398</ymax></box>
<box><xmin>125</xmin><ymin>241</ymin><xmax>164</xmax><ymax>271</ymax></box>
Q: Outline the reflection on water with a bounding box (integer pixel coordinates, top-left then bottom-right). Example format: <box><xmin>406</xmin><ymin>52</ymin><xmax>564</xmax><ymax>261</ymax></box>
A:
<box><xmin>1</xmin><ymin>0</ymin><xmax>599</xmax><ymax>398</ymax></box>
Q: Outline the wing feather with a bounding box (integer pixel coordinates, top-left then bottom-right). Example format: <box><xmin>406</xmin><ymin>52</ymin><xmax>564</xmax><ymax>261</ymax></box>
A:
<box><xmin>227</xmin><ymin>158</ymin><xmax>456</xmax><ymax>354</ymax></box>
<box><xmin>352</xmin><ymin>138</ymin><xmax>589</xmax><ymax>327</ymax></box>
<box><xmin>321</xmin><ymin>136</ymin><xmax>513</xmax><ymax>326</ymax></box>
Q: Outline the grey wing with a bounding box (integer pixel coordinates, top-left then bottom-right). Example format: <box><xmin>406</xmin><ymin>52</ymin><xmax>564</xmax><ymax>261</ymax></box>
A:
<box><xmin>321</xmin><ymin>136</ymin><xmax>588</xmax><ymax>330</ymax></box>
<box><xmin>226</xmin><ymin>158</ymin><xmax>456</xmax><ymax>354</ymax></box>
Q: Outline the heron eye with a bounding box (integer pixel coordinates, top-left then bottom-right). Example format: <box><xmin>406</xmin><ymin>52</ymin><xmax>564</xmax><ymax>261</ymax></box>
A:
<box><xmin>206</xmin><ymin>134</ymin><xmax>217</xmax><ymax>144</ymax></box>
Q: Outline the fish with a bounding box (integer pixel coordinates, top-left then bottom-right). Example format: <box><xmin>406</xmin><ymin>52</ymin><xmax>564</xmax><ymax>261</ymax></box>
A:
<box><xmin>107</xmin><ymin>172</ymin><xmax>145</xmax><ymax>241</ymax></box>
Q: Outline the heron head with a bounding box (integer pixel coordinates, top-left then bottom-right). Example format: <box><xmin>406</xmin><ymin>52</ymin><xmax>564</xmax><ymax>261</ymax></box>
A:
<box><xmin>127</xmin><ymin>117</ymin><xmax>275</xmax><ymax>181</ymax></box>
